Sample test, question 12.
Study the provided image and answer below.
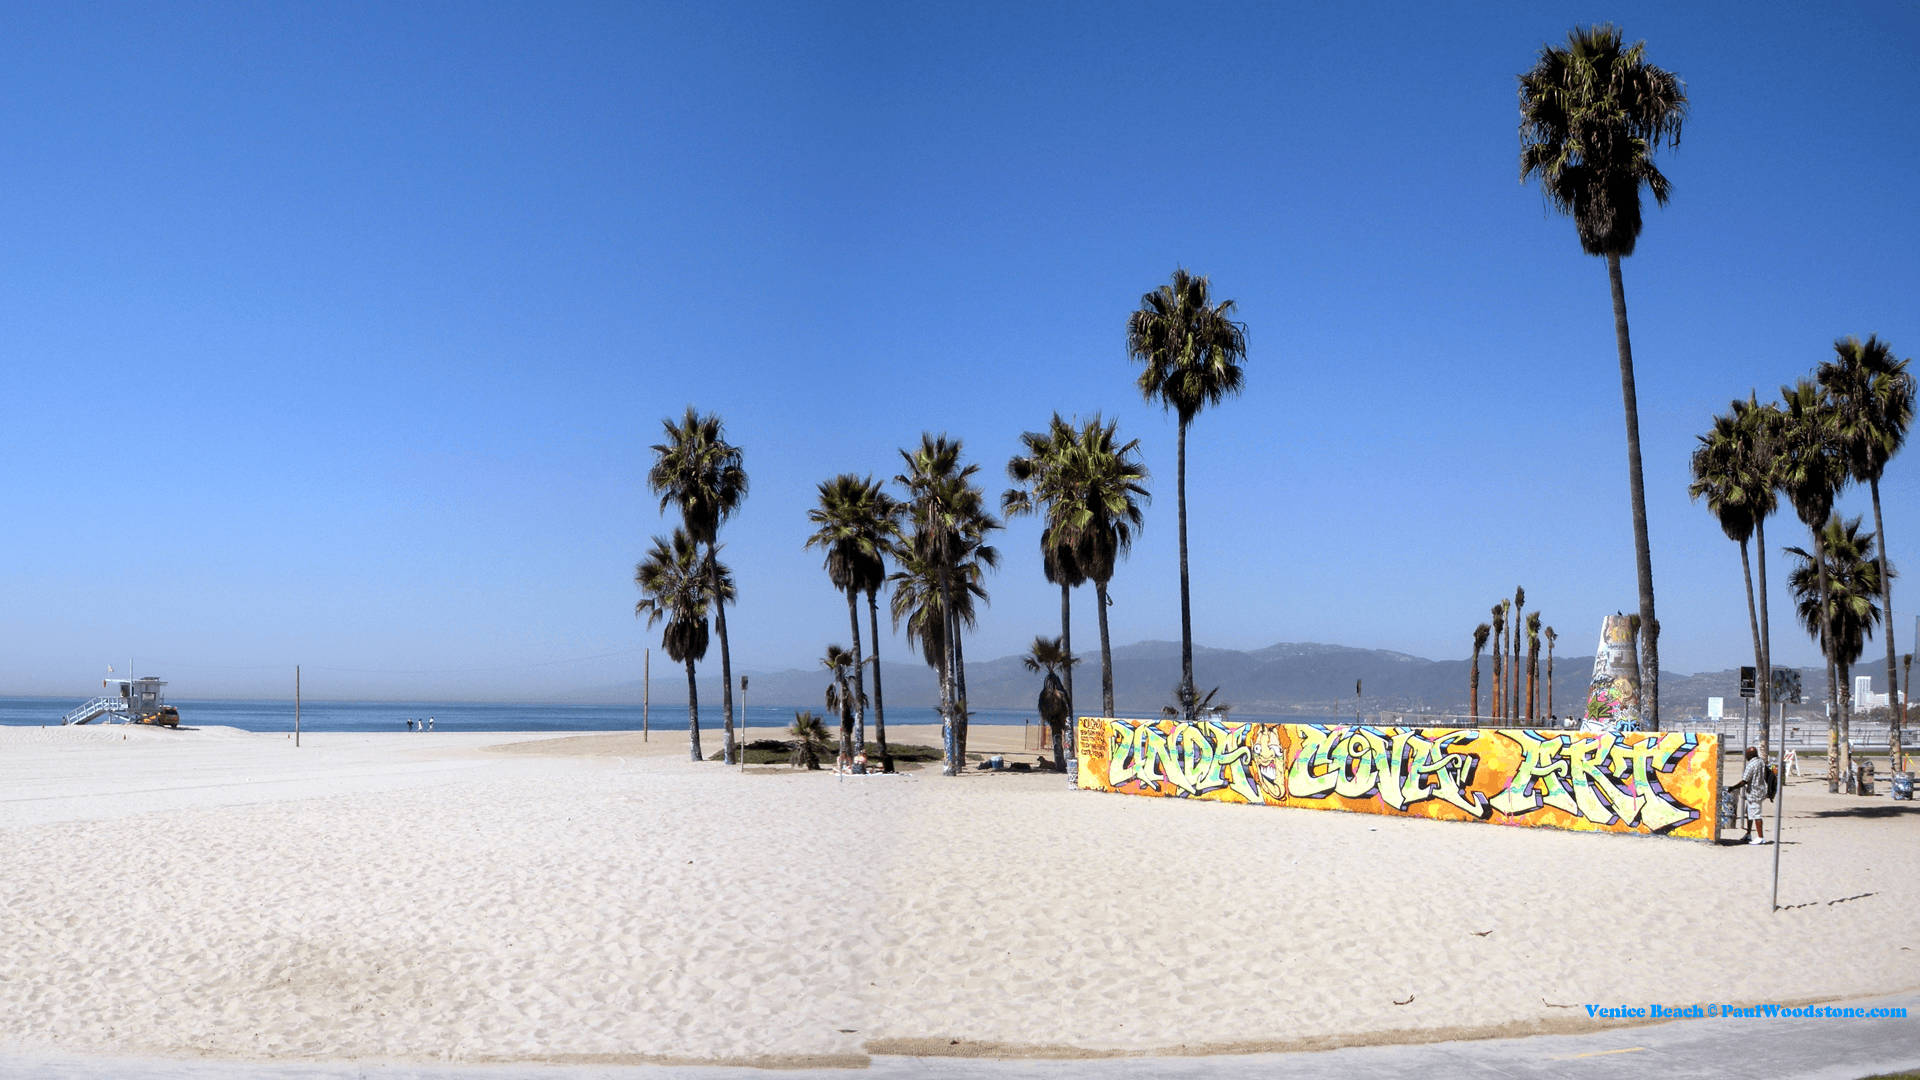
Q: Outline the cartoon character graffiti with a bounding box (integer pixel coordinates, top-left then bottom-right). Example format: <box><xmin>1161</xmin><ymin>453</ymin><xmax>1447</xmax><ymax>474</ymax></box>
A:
<box><xmin>1249</xmin><ymin>724</ymin><xmax>1287</xmax><ymax>802</ymax></box>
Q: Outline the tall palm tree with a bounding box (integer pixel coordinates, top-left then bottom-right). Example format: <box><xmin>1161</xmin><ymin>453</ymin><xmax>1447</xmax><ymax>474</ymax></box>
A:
<box><xmin>1470</xmin><ymin>623</ymin><xmax>1491</xmax><ymax>720</ymax></box>
<box><xmin>634</xmin><ymin>529</ymin><xmax>712</xmax><ymax>762</ymax></box>
<box><xmin>1510</xmin><ymin>586</ymin><xmax>1526</xmax><ymax>720</ymax></box>
<box><xmin>649</xmin><ymin>408</ymin><xmax>748</xmax><ymax>764</ymax></box>
<box><xmin>1544</xmin><ymin>625</ymin><xmax>1558</xmax><ymax>720</ymax></box>
<box><xmin>1126</xmin><ymin>268</ymin><xmax>1247</xmax><ymax>721</ymax></box>
<box><xmin>1526</xmin><ymin>611</ymin><xmax>1542</xmax><ymax>721</ymax></box>
<box><xmin>1520</xmin><ymin>25</ymin><xmax>1686</xmax><ymax>731</ymax></box>
<box><xmin>1820</xmin><ymin>335</ymin><xmax>1915</xmax><ymax>769</ymax></box>
<box><xmin>1018</xmin><ymin>416</ymin><xmax>1152</xmax><ymax>723</ymax></box>
<box><xmin>1786</xmin><ymin>516</ymin><xmax>1892</xmax><ymax>787</ymax></box>
<box><xmin>896</xmin><ymin>435</ymin><xmax>999</xmax><ymax>773</ymax></box>
<box><xmin>1689</xmin><ymin>395</ymin><xmax>1783</xmax><ymax>757</ymax></box>
<box><xmin>1777</xmin><ymin>378</ymin><xmax>1849</xmax><ymax>790</ymax></box>
<box><xmin>1005</xmin><ymin>414</ymin><xmax>1087</xmax><ymax>736</ymax></box>
<box><xmin>1022</xmin><ymin>634</ymin><xmax>1080</xmax><ymax>772</ymax></box>
<box><xmin>806</xmin><ymin>475</ymin><xmax>899</xmax><ymax>775</ymax></box>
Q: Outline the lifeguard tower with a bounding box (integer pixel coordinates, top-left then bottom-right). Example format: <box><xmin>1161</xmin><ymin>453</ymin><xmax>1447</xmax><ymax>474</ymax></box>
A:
<box><xmin>63</xmin><ymin>673</ymin><xmax>180</xmax><ymax>726</ymax></box>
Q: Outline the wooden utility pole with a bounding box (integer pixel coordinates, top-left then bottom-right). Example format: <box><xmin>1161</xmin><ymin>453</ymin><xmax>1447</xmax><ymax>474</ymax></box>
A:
<box><xmin>295</xmin><ymin>665</ymin><xmax>302</xmax><ymax>748</ymax></box>
<box><xmin>643</xmin><ymin>648</ymin><xmax>650</xmax><ymax>742</ymax></box>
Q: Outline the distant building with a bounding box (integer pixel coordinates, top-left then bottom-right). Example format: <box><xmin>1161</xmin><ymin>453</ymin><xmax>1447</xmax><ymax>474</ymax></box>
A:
<box><xmin>1854</xmin><ymin>674</ymin><xmax>1902</xmax><ymax>711</ymax></box>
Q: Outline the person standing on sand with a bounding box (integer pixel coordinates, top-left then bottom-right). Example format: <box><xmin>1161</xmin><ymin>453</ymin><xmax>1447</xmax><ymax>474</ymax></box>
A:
<box><xmin>1730</xmin><ymin>746</ymin><xmax>1769</xmax><ymax>844</ymax></box>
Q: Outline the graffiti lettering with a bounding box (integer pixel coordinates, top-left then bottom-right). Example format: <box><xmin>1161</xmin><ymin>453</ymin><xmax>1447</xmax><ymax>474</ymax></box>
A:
<box><xmin>1488</xmin><ymin>731</ymin><xmax>1700</xmax><ymax>833</ymax></box>
<box><xmin>1107</xmin><ymin>720</ymin><xmax>1255</xmax><ymax>801</ymax></box>
<box><xmin>1287</xmin><ymin>726</ymin><xmax>1489</xmax><ymax>817</ymax></box>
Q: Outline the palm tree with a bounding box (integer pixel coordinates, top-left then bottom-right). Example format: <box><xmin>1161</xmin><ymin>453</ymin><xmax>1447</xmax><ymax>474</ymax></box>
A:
<box><xmin>1820</xmin><ymin>335</ymin><xmax>1915</xmax><ymax>769</ymax></box>
<box><xmin>1470</xmin><ymin>623</ymin><xmax>1491</xmax><ymax>720</ymax></box>
<box><xmin>788</xmin><ymin>709</ymin><xmax>830</xmax><ymax>770</ymax></box>
<box><xmin>1689</xmin><ymin>394</ymin><xmax>1784</xmax><ymax>757</ymax></box>
<box><xmin>634</xmin><ymin>528</ymin><xmax>712</xmax><ymax>762</ymax></box>
<box><xmin>1022</xmin><ymin>634</ymin><xmax>1080</xmax><ymax>772</ymax></box>
<box><xmin>1005</xmin><ymin>414</ymin><xmax>1087</xmax><ymax>737</ymax></box>
<box><xmin>1519</xmin><ymin>25</ymin><xmax>1686</xmax><ymax>731</ymax></box>
<box><xmin>1126</xmin><ymin>268</ymin><xmax>1247</xmax><ymax>721</ymax></box>
<box><xmin>1510</xmin><ymin>586</ymin><xmax>1526</xmax><ymax>720</ymax></box>
<box><xmin>649</xmin><ymin>408</ymin><xmax>748</xmax><ymax>764</ymax></box>
<box><xmin>1787</xmin><ymin>516</ymin><xmax>1892</xmax><ymax>788</ymax></box>
<box><xmin>1526</xmin><ymin>611</ymin><xmax>1542</xmax><ymax>721</ymax></box>
<box><xmin>822</xmin><ymin>644</ymin><xmax>861</xmax><ymax>768</ymax></box>
<box><xmin>806</xmin><ymin>475</ymin><xmax>898</xmax><ymax>775</ymax></box>
<box><xmin>1544</xmin><ymin>625</ymin><xmax>1558</xmax><ymax>720</ymax></box>
<box><xmin>896</xmin><ymin>435</ymin><xmax>999</xmax><ymax>773</ymax></box>
<box><xmin>1490</xmin><ymin>601</ymin><xmax>1508</xmax><ymax>723</ymax></box>
<box><xmin>1777</xmin><ymin>378</ymin><xmax>1850</xmax><ymax>790</ymax></box>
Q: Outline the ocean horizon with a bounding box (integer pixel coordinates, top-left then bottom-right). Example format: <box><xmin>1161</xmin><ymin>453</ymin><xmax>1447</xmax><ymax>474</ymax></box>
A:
<box><xmin>0</xmin><ymin>695</ymin><xmax>1351</xmax><ymax>734</ymax></box>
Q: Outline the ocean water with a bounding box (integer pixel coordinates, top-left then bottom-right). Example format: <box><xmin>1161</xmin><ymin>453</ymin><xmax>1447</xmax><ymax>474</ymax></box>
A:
<box><xmin>0</xmin><ymin>696</ymin><xmax>1052</xmax><ymax>735</ymax></box>
<box><xmin>0</xmin><ymin>695</ymin><xmax>1349</xmax><ymax>734</ymax></box>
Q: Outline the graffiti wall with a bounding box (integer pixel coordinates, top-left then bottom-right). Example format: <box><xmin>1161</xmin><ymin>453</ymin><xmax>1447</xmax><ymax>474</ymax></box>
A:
<box><xmin>1074</xmin><ymin>718</ymin><xmax>1721</xmax><ymax>841</ymax></box>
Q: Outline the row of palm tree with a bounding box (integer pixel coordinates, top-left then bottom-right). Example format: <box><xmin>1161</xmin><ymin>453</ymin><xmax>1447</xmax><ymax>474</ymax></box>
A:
<box><xmin>639</xmin><ymin>260</ymin><xmax>1250</xmax><ymax>775</ymax></box>
<box><xmin>1468</xmin><ymin>589</ymin><xmax>1556</xmax><ymax>724</ymax></box>
<box><xmin>1689</xmin><ymin>335</ymin><xmax>1914</xmax><ymax>791</ymax></box>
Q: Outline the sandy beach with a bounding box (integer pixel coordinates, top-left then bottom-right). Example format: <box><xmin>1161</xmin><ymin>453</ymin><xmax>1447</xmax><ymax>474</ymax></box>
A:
<box><xmin>1</xmin><ymin>722</ymin><xmax>1916</xmax><ymax>1068</ymax></box>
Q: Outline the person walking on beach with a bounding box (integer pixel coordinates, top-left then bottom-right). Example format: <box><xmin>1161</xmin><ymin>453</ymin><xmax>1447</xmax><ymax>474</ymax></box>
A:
<box><xmin>1731</xmin><ymin>746</ymin><xmax>1769</xmax><ymax>844</ymax></box>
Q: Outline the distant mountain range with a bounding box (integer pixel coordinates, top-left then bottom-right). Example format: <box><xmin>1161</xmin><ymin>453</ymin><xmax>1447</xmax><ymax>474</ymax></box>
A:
<box><xmin>579</xmin><ymin>639</ymin><xmax>1847</xmax><ymax>720</ymax></box>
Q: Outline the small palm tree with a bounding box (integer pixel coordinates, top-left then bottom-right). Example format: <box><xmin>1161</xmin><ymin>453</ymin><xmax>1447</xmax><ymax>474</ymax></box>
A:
<box><xmin>1022</xmin><ymin>634</ymin><xmax>1080</xmax><ymax>771</ymax></box>
<box><xmin>1820</xmin><ymin>335</ymin><xmax>1915</xmax><ymax>769</ymax></box>
<box><xmin>1519</xmin><ymin>25</ymin><xmax>1686</xmax><ymax>731</ymax></box>
<box><xmin>634</xmin><ymin>528</ymin><xmax>712</xmax><ymax>762</ymax></box>
<box><xmin>1776</xmin><ymin>378</ymin><xmax>1850</xmax><ymax>790</ymax></box>
<box><xmin>788</xmin><ymin>710</ymin><xmax>830</xmax><ymax>770</ymax></box>
<box><xmin>1126</xmin><ymin>269</ymin><xmax>1246</xmax><ymax>721</ymax></box>
<box><xmin>1786</xmin><ymin>516</ymin><xmax>1893</xmax><ymax>786</ymax></box>
<box><xmin>1490</xmin><ymin>601</ymin><xmax>1508</xmax><ymax>722</ymax></box>
<box><xmin>806</xmin><ymin>475</ymin><xmax>899</xmax><ymax>775</ymax></box>
<box><xmin>1470</xmin><ymin>623</ymin><xmax>1491</xmax><ymax>720</ymax></box>
<box><xmin>649</xmin><ymin>408</ymin><xmax>748</xmax><ymax>764</ymax></box>
<box><xmin>822</xmin><ymin>644</ymin><xmax>861</xmax><ymax>769</ymax></box>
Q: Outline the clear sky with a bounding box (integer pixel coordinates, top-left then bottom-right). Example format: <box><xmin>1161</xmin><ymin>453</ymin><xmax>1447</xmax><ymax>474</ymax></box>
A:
<box><xmin>5</xmin><ymin>2</ymin><xmax>1918</xmax><ymax>702</ymax></box>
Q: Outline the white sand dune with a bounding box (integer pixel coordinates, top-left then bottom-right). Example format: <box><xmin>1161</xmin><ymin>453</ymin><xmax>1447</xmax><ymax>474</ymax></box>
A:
<box><xmin>0</xmin><ymin>722</ymin><xmax>1914</xmax><ymax>1067</ymax></box>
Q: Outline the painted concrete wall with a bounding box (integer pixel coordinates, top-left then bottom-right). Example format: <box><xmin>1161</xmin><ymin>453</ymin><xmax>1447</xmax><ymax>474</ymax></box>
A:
<box><xmin>1075</xmin><ymin>718</ymin><xmax>1721</xmax><ymax>841</ymax></box>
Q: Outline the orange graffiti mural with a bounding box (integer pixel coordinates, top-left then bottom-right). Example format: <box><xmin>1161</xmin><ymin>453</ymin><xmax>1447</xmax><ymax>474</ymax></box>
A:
<box><xmin>1073</xmin><ymin>718</ymin><xmax>1722</xmax><ymax>841</ymax></box>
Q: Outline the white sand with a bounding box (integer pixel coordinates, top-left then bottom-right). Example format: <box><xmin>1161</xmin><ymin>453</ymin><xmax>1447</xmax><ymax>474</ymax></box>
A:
<box><xmin>0</xmin><ymin>722</ymin><xmax>1916</xmax><ymax>1067</ymax></box>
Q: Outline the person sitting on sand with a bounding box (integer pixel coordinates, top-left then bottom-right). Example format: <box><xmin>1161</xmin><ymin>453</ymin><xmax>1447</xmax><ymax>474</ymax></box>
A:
<box><xmin>1729</xmin><ymin>746</ymin><xmax>1769</xmax><ymax>845</ymax></box>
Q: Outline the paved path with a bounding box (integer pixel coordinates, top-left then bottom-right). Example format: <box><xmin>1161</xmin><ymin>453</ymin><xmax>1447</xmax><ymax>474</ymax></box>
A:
<box><xmin>5</xmin><ymin>992</ymin><xmax>1916</xmax><ymax>1080</ymax></box>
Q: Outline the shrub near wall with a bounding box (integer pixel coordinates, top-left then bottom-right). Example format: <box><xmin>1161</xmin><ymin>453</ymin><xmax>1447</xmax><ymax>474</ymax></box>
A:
<box><xmin>1074</xmin><ymin>718</ymin><xmax>1721</xmax><ymax>841</ymax></box>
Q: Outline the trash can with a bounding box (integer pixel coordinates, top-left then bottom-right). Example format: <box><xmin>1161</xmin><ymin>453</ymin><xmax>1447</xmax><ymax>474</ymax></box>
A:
<box><xmin>1893</xmin><ymin>772</ymin><xmax>1913</xmax><ymax>801</ymax></box>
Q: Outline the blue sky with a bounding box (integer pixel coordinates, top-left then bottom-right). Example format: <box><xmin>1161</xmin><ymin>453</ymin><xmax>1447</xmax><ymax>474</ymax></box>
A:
<box><xmin>4</xmin><ymin>2</ymin><xmax>1917</xmax><ymax>701</ymax></box>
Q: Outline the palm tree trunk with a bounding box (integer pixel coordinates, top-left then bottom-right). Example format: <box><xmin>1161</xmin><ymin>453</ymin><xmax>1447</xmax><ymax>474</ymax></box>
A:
<box><xmin>1096</xmin><ymin>580</ymin><xmax>1116</xmax><ymax>719</ymax></box>
<box><xmin>1756</xmin><ymin>517</ymin><xmax>1774</xmax><ymax>760</ymax></box>
<box><xmin>1470</xmin><ymin>652</ymin><xmax>1480</xmax><ymax>720</ymax></box>
<box><xmin>867</xmin><ymin>591</ymin><xmax>894</xmax><ymax>773</ymax></box>
<box><xmin>1059</xmin><ymin>579</ymin><xmax>1074</xmax><ymax>727</ymax></box>
<box><xmin>1176</xmin><ymin>419</ymin><xmax>1195</xmax><ymax>720</ymax></box>
<box><xmin>710</xmin><ymin>556</ymin><xmax>736</xmax><ymax>766</ymax></box>
<box><xmin>684</xmin><ymin>657</ymin><xmax>702</xmax><ymax>762</ymax></box>
<box><xmin>845</xmin><ymin>587</ymin><xmax>867</xmax><ymax>774</ymax></box>
<box><xmin>1871</xmin><ymin>478</ymin><xmax>1903</xmax><ymax>774</ymax></box>
<box><xmin>1739</xmin><ymin>535</ymin><xmax>1763</xmax><ymax>750</ymax></box>
<box><xmin>938</xmin><ymin>574</ymin><xmax>957</xmax><ymax>775</ymax></box>
<box><xmin>1839</xmin><ymin>660</ymin><xmax>1854</xmax><ymax>787</ymax></box>
<box><xmin>1491</xmin><ymin>630</ymin><xmax>1502</xmax><ymax>722</ymax></box>
<box><xmin>1607</xmin><ymin>252</ymin><xmax>1660</xmax><ymax>731</ymax></box>
<box><xmin>1816</xmin><ymin>527</ymin><xmax>1839</xmax><ymax>792</ymax></box>
<box><xmin>954</xmin><ymin>617</ymin><xmax>971</xmax><ymax>762</ymax></box>
<box><xmin>1547</xmin><ymin>644</ymin><xmax>1554</xmax><ymax>720</ymax></box>
<box><xmin>1511</xmin><ymin>605</ymin><xmax>1522</xmax><ymax>720</ymax></box>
